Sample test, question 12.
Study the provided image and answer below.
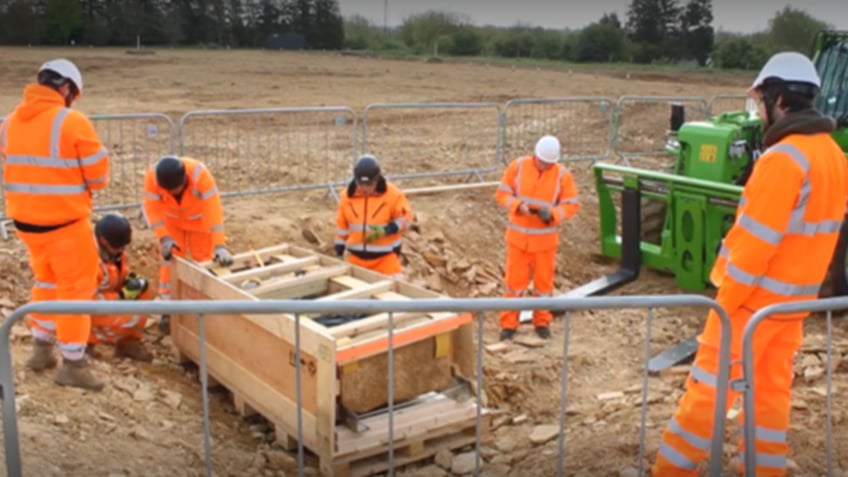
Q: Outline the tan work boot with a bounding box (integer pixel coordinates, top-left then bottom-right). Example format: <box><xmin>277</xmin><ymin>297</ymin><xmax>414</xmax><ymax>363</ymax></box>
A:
<box><xmin>115</xmin><ymin>339</ymin><xmax>153</xmax><ymax>363</ymax></box>
<box><xmin>25</xmin><ymin>339</ymin><xmax>58</xmax><ymax>371</ymax></box>
<box><xmin>55</xmin><ymin>358</ymin><xmax>105</xmax><ymax>391</ymax></box>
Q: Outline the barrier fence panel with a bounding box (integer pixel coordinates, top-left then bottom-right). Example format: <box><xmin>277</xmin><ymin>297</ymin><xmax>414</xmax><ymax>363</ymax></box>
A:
<box><xmin>612</xmin><ymin>95</ymin><xmax>710</xmax><ymax>168</ymax></box>
<box><xmin>90</xmin><ymin>113</ymin><xmax>177</xmax><ymax>212</ymax></box>
<box><xmin>708</xmin><ymin>94</ymin><xmax>752</xmax><ymax>116</ymax></box>
<box><xmin>501</xmin><ymin>97</ymin><xmax>615</xmax><ymax>166</ymax></box>
<box><xmin>0</xmin><ymin>295</ymin><xmax>733</xmax><ymax>477</ymax></box>
<box><xmin>736</xmin><ymin>297</ymin><xmax>848</xmax><ymax>477</ymax></box>
<box><xmin>178</xmin><ymin>107</ymin><xmax>357</xmax><ymax>200</ymax></box>
<box><xmin>360</xmin><ymin>102</ymin><xmax>501</xmax><ymax>185</ymax></box>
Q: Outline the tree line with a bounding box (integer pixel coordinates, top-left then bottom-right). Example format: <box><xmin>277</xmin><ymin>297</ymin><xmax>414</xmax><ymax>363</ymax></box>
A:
<box><xmin>0</xmin><ymin>0</ymin><xmax>833</xmax><ymax>71</ymax></box>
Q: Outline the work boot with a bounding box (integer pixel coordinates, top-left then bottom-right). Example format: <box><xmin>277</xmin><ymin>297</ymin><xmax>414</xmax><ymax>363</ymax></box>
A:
<box><xmin>535</xmin><ymin>326</ymin><xmax>551</xmax><ymax>340</ymax></box>
<box><xmin>499</xmin><ymin>328</ymin><xmax>516</xmax><ymax>341</ymax></box>
<box><xmin>115</xmin><ymin>339</ymin><xmax>153</xmax><ymax>363</ymax></box>
<box><xmin>54</xmin><ymin>358</ymin><xmax>105</xmax><ymax>391</ymax></box>
<box><xmin>159</xmin><ymin>314</ymin><xmax>171</xmax><ymax>335</ymax></box>
<box><xmin>25</xmin><ymin>339</ymin><xmax>58</xmax><ymax>371</ymax></box>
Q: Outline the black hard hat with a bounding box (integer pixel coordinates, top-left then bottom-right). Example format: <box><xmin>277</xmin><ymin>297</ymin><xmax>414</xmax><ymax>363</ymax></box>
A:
<box><xmin>95</xmin><ymin>213</ymin><xmax>132</xmax><ymax>248</ymax></box>
<box><xmin>353</xmin><ymin>154</ymin><xmax>381</xmax><ymax>184</ymax></box>
<box><xmin>155</xmin><ymin>156</ymin><xmax>186</xmax><ymax>189</ymax></box>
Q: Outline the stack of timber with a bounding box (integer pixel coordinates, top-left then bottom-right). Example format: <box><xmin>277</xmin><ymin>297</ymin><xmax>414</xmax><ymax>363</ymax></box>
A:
<box><xmin>170</xmin><ymin>243</ymin><xmax>490</xmax><ymax>476</ymax></box>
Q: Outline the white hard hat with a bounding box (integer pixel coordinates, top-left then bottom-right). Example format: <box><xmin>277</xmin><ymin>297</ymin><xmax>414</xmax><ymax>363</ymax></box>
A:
<box><xmin>534</xmin><ymin>135</ymin><xmax>560</xmax><ymax>164</ymax></box>
<box><xmin>749</xmin><ymin>51</ymin><xmax>820</xmax><ymax>93</ymax></box>
<box><xmin>39</xmin><ymin>58</ymin><xmax>83</xmax><ymax>95</ymax></box>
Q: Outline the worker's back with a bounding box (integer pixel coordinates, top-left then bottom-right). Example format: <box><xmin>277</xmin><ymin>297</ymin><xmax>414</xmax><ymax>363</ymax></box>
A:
<box><xmin>712</xmin><ymin>129</ymin><xmax>848</xmax><ymax>312</ymax></box>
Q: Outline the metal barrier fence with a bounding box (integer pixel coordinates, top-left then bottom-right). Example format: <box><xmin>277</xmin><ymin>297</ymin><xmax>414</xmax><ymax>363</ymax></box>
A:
<box><xmin>612</xmin><ymin>95</ymin><xmax>710</xmax><ymax>165</ymax></box>
<box><xmin>89</xmin><ymin>113</ymin><xmax>177</xmax><ymax>211</ymax></box>
<box><xmin>0</xmin><ymin>295</ymin><xmax>733</xmax><ymax>477</ymax></box>
<box><xmin>501</xmin><ymin>97</ymin><xmax>616</xmax><ymax>165</ymax></box>
<box><xmin>0</xmin><ymin>93</ymin><xmax>755</xmax><ymax>219</ymax></box>
<box><xmin>178</xmin><ymin>107</ymin><xmax>358</xmax><ymax>201</ymax></box>
<box><xmin>736</xmin><ymin>297</ymin><xmax>848</xmax><ymax>476</ymax></box>
<box><xmin>360</xmin><ymin>102</ymin><xmax>502</xmax><ymax>184</ymax></box>
<box><xmin>708</xmin><ymin>94</ymin><xmax>751</xmax><ymax>116</ymax></box>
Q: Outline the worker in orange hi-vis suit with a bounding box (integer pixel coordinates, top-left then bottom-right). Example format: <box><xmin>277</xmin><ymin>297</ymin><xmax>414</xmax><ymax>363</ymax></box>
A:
<box><xmin>142</xmin><ymin>155</ymin><xmax>233</xmax><ymax>335</ymax></box>
<box><xmin>87</xmin><ymin>213</ymin><xmax>154</xmax><ymax>363</ymax></box>
<box><xmin>333</xmin><ymin>154</ymin><xmax>414</xmax><ymax>279</ymax></box>
<box><xmin>653</xmin><ymin>52</ymin><xmax>848</xmax><ymax>477</ymax></box>
<box><xmin>495</xmin><ymin>135</ymin><xmax>580</xmax><ymax>341</ymax></box>
<box><xmin>1</xmin><ymin>59</ymin><xmax>110</xmax><ymax>391</ymax></box>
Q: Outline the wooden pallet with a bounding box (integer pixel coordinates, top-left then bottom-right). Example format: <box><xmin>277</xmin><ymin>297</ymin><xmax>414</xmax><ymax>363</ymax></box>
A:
<box><xmin>170</xmin><ymin>243</ymin><xmax>488</xmax><ymax>477</ymax></box>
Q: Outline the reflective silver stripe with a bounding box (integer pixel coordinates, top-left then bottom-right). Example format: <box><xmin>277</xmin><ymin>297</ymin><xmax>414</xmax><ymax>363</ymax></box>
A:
<box><xmin>149</xmin><ymin>220</ymin><xmax>164</xmax><ymax>229</ymax></box>
<box><xmin>690</xmin><ymin>364</ymin><xmax>717</xmax><ymax>387</ymax></box>
<box><xmin>657</xmin><ymin>442</ymin><xmax>698</xmax><ymax>470</ymax></box>
<box><xmin>49</xmin><ymin>108</ymin><xmax>70</xmax><ymax>159</ymax></box>
<box><xmin>145</xmin><ymin>192</ymin><xmax>162</xmax><ymax>200</ymax></box>
<box><xmin>334</xmin><ymin>238</ymin><xmax>345</xmax><ymax>245</ymax></box>
<box><xmin>763</xmin><ymin>143</ymin><xmax>843</xmax><ymax>237</ymax></box>
<box><xmin>4</xmin><ymin>155</ymin><xmax>86</xmax><ymax>168</ymax></box>
<box><xmin>737</xmin><ymin>213</ymin><xmax>782</xmax><ymax>246</ymax></box>
<box><xmin>161</xmin><ymin>261</ymin><xmax>171</xmax><ymax>267</ymax></box>
<box><xmin>29</xmin><ymin>318</ymin><xmax>56</xmax><ymax>330</ymax></box>
<box><xmin>57</xmin><ymin>342</ymin><xmax>86</xmax><ymax>353</ymax></box>
<box><xmin>497</xmin><ymin>183</ymin><xmax>513</xmax><ymax>194</ymax></box>
<box><xmin>91</xmin><ymin>328</ymin><xmax>109</xmax><ymax>342</ymax></box>
<box><xmin>198</xmin><ymin>186</ymin><xmax>218</xmax><ymax>200</ymax></box>
<box><xmin>85</xmin><ymin>175</ymin><xmax>106</xmax><ymax>186</ymax></box>
<box><xmin>97</xmin><ymin>263</ymin><xmax>110</xmax><ymax>290</ymax></box>
<box><xmin>34</xmin><ymin>280</ymin><xmax>56</xmax><ymax>289</ymax></box>
<box><xmin>349</xmin><ymin>224</ymin><xmax>369</xmax><ymax>232</ymax></box>
<box><xmin>192</xmin><ymin>163</ymin><xmax>203</xmax><ymax>182</ymax></box>
<box><xmin>756</xmin><ymin>453</ymin><xmax>787</xmax><ymax>469</ymax></box>
<box><xmin>211</xmin><ymin>224</ymin><xmax>224</xmax><ymax>232</ymax></box>
<box><xmin>79</xmin><ymin>148</ymin><xmax>107</xmax><ymax>166</ymax></box>
<box><xmin>552</xmin><ymin>167</ymin><xmax>565</xmax><ymax>204</ymax></box>
<box><xmin>561</xmin><ymin>198</ymin><xmax>579</xmax><ymax>204</ymax></box>
<box><xmin>346</xmin><ymin>241</ymin><xmax>401</xmax><ymax>252</ymax></box>
<box><xmin>755</xmin><ymin>425</ymin><xmax>786</xmax><ymax>443</ymax></box>
<box><xmin>719</xmin><ymin>247</ymin><xmax>821</xmax><ymax>296</ymax></box>
<box><xmin>519</xmin><ymin>197</ymin><xmax>553</xmax><ymax>208</ymax></box>
<box><xmin>121</xmin><ymin>315</ymin><xmax>142</xmax><ymax>328</ymax></box>
<box><xmin>668</xmin><ymin>417</ymin><xmax>711</xmax><ymax>450</ymax></box>
<box><xmin>159</xmin><ymin>293</ymin><xmax>171</xmax><ymax>300</ymax></box>
<box><xmin>159</xmin><ymin>282</ymin><xmax>170</xmax><ymax>290</ymax></box>
<box><xmin>0</xmin><ymin>119</ymin><xmax>7</xmax><ymax>151</ymax></box>
<box><xmin>187</xmin><ymin>213</ymin><xmax>203</xmax><ymax>220</ymax></box>
<box><xmin>335</xmin><ymin>228</ymin><xmax>349</xmax><ymax>236</ymax></box>
<box><xmin>508</xmin><ymin>223</ymin><xmax>558</xmax><ymax>235</ymax></box>
<box><xmin>4</xmin><ymin>183</ymin><xmax>87</xmax><ymax>194</ymax></box>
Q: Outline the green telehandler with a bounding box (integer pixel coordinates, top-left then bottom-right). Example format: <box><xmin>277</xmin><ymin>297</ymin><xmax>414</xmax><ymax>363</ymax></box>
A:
<box><xmin>581</xmin><ymin>30</ymin><xmax>848</xmax><ymax>372</ymax></box>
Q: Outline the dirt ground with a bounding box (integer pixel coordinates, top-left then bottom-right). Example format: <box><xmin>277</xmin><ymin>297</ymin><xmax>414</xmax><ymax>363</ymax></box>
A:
<box><xmin>0</xmin><ymin>47</ymin><xmax>844</xmax><ymax>477</ymax></box>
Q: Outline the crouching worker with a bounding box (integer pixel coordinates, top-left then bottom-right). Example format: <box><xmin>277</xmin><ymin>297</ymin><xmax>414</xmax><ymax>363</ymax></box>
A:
<box><xmin>88</xmin><ymin>212</ymin><xmax>153</xmax><ymax>362</ymax></box>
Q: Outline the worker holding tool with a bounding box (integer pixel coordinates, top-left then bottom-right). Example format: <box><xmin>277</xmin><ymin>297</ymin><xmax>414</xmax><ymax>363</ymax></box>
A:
<box><xmin>333</xmin><ymin>154</ymin><xmax>414</xmax><ymax>279</ymax></box>
<box><xmin>2</xmin><ymin>58</ymin><xmax>110</xmax><ymax>391</ymax></box>
<box><xmin>494</xmin><ymin>135</ymin><xmax>580</xmax><ymax>341</ymax></box>
<box><xmin>142</xmin><ymin>155</ymin><xmax>233</xmax><ymax>334</ymax></box>
<box><xmin>653</xmin><ymin>52</ymin><xmax>848</xmax><ymax>477</ymax></box>
<box><xmin>87</xmin><ymin>212</ymin><xmax>154</xmax><ymax>362</ymax></box>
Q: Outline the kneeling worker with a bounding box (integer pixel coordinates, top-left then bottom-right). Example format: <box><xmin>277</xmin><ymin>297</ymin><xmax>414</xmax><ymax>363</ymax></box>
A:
<box><xmin>333</xmin><ymin>154</ymin><xmax>414</xmax><ymax>279</ymax></box>
<box><xmin>89</xmin><ymin>212</ymin><xmax>154</xmax><ymax>362</ymax></box>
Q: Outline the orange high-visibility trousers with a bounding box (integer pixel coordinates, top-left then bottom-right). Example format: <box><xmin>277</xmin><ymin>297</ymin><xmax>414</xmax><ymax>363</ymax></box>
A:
<box><xmin>652</xmin><ymin>307</ymin><xmax>802</xmax><ymax>477</ymax></box>
<box><xmin>346</xmin><ymin>253</ymin><xmax>403</xmax><ymax>279</ymax></box>
<box><xmin>158</xmin><ymin>230</ymin><xmax>214</xmax><ymax>300</ymax></box>
<box><xmin>21</xmin><ymin>219</ymin><xmax>100</xmax><ymax>360</ymax></box>
<box><xmin>499</xmin><ymin>245</ymin><xmax>557</xmax><ymax>329</ymax></box>
<box><xmin>89</xmin><ymin>288</ymin><xmax>154</xmax><ymax>345</ymax></box>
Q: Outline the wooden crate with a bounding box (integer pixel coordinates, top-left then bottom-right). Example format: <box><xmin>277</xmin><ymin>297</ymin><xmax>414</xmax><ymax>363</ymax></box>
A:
<box><xmin>170</xmin><ymin>243</ymin><xmax>490</xmax><ymax>476</ymax></box>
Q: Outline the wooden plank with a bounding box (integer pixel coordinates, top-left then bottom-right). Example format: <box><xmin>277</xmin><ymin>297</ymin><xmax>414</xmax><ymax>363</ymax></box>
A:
<box><xmin>251</xmin><ymin>264</ymin><xmax>350</xmax><ymax>299</ymax></box>
<box><xmin>222</xmin><ymin>256</ymin><xmax>320</xmax><ymax>283</ymax></box>
<box><xmin>196</xmin><ymin>243</ymin><xmax>291</xmax><ymax>269</ymax></box>
<box><xmin>316</xmin><ymin>280</ymin><xmax>395</xmax><ymax>302</ymax></box>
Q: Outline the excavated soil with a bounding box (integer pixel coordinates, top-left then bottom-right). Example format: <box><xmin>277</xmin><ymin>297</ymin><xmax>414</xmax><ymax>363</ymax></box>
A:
<box><xmin>0</xmin><ymin>47</ymin><xmax>844</xmax><ymax>476</ymax></box>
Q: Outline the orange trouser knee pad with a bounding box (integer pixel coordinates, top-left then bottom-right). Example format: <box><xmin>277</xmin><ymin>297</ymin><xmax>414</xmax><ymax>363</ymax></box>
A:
<box><xmin>499</xmin><ymin>245</ymin><xmax>557</xmax><ymax>329</ymax></box>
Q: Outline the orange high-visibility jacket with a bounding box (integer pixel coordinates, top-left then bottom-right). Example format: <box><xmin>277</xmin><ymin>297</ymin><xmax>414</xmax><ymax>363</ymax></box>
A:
<box><xmin>711</xmin><ymin>133</ymin><xmax>848</xmax><ymax>314</ymax></box>
<box><xmin>334</xmin><ymin>178</ymin><xmax>414</xmax><ymax>258</ymax></box>
<box><xmin>0</xmin><ymin>84</ymin><xmax>109</xmax><ymax>226</ymax></box>
<box><xmin>495</xmin><ymin>156</ymin><xmax>580</xmax><ymax>253</ymax></box>
<box><xmin>95</xmin><ymin>251</ymin><xmax>132</xmax><ymax>301</ymax></box>
<box><xmin>142</xmin><ymin>156</ymin><xmax>226</xmax><ymax>247</ymax></box>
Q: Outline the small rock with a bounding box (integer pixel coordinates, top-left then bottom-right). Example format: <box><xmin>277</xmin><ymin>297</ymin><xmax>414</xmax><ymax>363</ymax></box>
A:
<box><xmin>619</xmin><ymin>466</ymin><xmax>640</xmax><ymax>477</ymax></box>
<box><xmin>484</xmin><ymin>463</ymin><xmax>510</xmax><ymax>477</ymax></box>
<box><xmin>265</xmin><ymin>450</ymin><xmax>296</xmax><ymax>470</ymax></box>
<box><xmin>529</xmin><ymin>425</ymin><xmax>560</xmax><ymax>445</ymax></box>
<box><xmin>512</xmin><ymin>414</ymin><xmax>528</xmax><ymax>424</ymax></box>
<box><xmin>450</xmin><ymin>451</ymin><xmax>478</xmax><ymax>475</ymax></box>
<box><xmin>160</xmin><ymin>390</ymin><xmax>182</xmax><ymax>409</ymax></box>
<box><xmin>133</xmin><ymin>387</ymin><xmax>155</xmax><ymax>402</ymax></box>
<box><xmin>98</xmin><ymin>412</ymin><xmax>116</xmax><ymax>422</ymax></box>
<box><xmin>53</xmin><ymin>414</ymin><xmax>69</xmax><ymax>425</ymax></box>
<box><xmin>434</xmin><ymin>448</ymin><xmax>452</xmax><ymax>469</ymax></box>
<box><xmin>130</xmin><ymin>426</ymin><xmax>151</xmax><ymax>441</ymax></box>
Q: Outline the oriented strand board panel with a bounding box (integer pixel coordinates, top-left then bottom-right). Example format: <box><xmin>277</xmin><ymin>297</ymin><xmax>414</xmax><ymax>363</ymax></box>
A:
<box><xmin>171</xmin><ymin>243</ymin><xmax>487</xmax><ymax>476</ymax></box>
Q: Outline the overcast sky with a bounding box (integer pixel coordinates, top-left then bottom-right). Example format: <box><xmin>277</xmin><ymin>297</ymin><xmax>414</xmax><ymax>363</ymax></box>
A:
<box><xmin>338</xmin><ymin>0</ymin><xmax>847</xmax><ymax>34</ymax></box>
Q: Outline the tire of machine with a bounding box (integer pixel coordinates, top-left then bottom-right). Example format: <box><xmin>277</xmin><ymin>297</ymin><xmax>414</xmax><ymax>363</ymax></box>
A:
<box><xmin>824</xmin><ymin>212</ymin><xmax>848</xmax><ymax>297</ymax></box>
